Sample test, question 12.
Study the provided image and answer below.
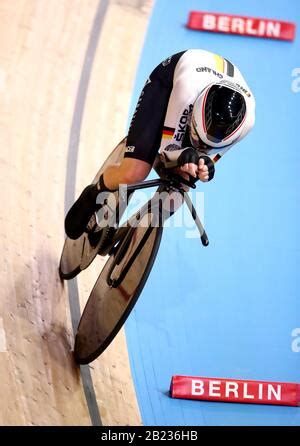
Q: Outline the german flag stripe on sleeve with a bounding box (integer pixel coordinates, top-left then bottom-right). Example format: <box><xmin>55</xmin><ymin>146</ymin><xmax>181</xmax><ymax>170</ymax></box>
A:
<box><xmin>163</xmin><ymin>126</ymin><xmax>175</xmax><ymax>138</ymax></box>
<box><xmin>213</xmin><ymin>154</ymin><xmax>222</xmax><ymax>163</ymax></box>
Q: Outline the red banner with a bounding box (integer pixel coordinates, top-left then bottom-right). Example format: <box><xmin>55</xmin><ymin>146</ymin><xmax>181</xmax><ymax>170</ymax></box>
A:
<box><xmin>170</xmin><ymin>375</ymin><xmax>300</xmax><ymax>406</ymax></box>
<box><xmin>187</xmin><ymin>11</ymin><xmax>296</xmax><ymax>41</ymax></box>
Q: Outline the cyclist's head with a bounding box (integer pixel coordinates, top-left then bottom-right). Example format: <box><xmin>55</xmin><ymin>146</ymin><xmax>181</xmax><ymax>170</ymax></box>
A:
<box><xmin>190</xmin><ymin>82</ymin><xmax>247</xmax><ymax>149</ymax></box>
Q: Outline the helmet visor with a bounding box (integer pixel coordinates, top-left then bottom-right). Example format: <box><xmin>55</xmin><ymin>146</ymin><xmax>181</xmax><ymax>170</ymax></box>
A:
<box><xmin>203</xmin><ymin>85</ymin><xmax>246</xmax><ymax>143</ymax></box>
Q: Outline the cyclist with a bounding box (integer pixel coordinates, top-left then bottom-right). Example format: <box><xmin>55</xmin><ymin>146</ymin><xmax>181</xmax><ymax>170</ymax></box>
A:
<box><xmin>65</xmin><ymin>49</ymin><xmax>255</xmax><ymax>240</ymax></box>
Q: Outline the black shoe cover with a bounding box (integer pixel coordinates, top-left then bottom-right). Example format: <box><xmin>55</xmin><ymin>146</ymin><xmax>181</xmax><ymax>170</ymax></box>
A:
<box><xmin>65</xmin><ymin>184</ymin><xmax>100</xmax><ymax>239</ymax></box>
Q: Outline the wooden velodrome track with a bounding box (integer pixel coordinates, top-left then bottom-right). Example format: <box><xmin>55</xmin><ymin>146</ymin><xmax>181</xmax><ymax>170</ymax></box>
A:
<box><xmin>0</xmin><ymin>0</ymin><xmax>153</xmax><ymax>426</ymax></box>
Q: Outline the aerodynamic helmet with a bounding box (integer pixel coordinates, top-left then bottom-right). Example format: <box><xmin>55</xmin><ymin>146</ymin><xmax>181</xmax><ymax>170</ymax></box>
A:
<box><xmin>190</xmin><ymin>82</ymin><xmax>247</xmax><ymax>149</ymax></box>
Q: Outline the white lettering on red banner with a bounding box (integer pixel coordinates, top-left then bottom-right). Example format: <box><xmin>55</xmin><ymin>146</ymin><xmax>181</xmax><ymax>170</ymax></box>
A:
<box><xmin>187</xmin><ymin>11</ymin><xmax>296</xmax><ymax>41</ymax></box>
<box><xmin>170</xmin><ymin>375</ymin><xmax>300</xmax><ymax>406</ymax></box>
<box><xmin>191</xmin><ymin>379</ymin><xmax>280</xmax><ymax>401</ymax></box>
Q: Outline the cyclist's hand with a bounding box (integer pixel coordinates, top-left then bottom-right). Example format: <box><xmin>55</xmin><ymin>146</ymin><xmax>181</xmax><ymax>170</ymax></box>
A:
<box><xmin>177</xmin><ymin>148</ymin><xmax>200</xmax><ymax>178</ymax></box>
<box><xmin>197</xmin><ymin>156</ymin><xmax>215</xmax><ymax>182</ymax></box>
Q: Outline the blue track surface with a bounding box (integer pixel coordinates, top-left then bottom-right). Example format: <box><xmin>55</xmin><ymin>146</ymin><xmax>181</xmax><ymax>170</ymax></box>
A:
<box><xmin>125</xmin><ymin>0</ymin><xmax>300</xmax><ymax>425</ymax></box>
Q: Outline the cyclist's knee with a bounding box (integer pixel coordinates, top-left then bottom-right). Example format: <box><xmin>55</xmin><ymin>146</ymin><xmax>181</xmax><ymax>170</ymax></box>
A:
<box><xmin>119</xmin><ymin>159</ymin><xmax>151</xmax><ymax>184</ymax></box>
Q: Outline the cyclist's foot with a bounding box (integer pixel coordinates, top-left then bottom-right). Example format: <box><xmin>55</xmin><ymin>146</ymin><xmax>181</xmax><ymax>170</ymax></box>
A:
<box><xmin>65</xmin><ymin>184</ymin><xmax>101</xmax><ymax>240</ymax></box>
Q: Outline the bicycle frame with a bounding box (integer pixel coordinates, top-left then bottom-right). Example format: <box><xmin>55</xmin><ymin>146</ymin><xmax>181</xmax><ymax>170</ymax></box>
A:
<box><xmin>105</xmin><ymin>174</ymin><xmax>209</xmax><ymax>288</ymax></box>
